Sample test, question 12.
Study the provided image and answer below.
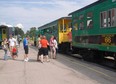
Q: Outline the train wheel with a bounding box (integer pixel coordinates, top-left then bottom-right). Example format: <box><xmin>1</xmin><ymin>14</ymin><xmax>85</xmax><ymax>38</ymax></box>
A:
<box><xmin>72</xmin><ymin>47</ymin><xmax>78</xmax><ymax>54</ymax></box>
<box><xmin>87</xmin><ymin>51</ymin><xmax>94</xmax><ymax>62</ymax></box>
<box><xmin>58</xmin><ymin>44</ymin><xmax>62</xmax><ymax>53</ymax></box>
<box><xmin>114</xmin><ymin>53</ymin><xmax>116</xmax><ymax>67</ymax></box>
<box><xmin>94</xmin><ymin>51</ymin><xmax>104</xmax><ymax>64</ymax></box>
<box><xmin>81</xmin><ymin>50</ymin><xmax>94</xmax><ymax>61</ymax></box>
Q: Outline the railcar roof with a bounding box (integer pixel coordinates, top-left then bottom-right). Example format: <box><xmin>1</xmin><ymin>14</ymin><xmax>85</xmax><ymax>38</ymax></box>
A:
<box><xmin>38</xmin><ymin>17</ymin><xmax>71</xmax><ymax>29</ymax></box>
<box><xmin>69</xmin><ymin>0</ymin><xmax>107</xmax><ymax>15</ymax></box>
<box><xmin>0</xmin><ymin>25</ymin><xmax>8</xmax><ymax>28</ymax></box>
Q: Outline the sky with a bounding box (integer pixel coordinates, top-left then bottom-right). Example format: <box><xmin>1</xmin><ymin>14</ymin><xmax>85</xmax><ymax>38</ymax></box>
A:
<box><xmin>0</xmin><ymin>0</ymin><xmax>97</xmax><ymax>33</ymax></box>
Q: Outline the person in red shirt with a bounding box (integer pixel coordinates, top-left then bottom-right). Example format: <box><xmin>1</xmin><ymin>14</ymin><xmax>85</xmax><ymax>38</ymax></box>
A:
<box><xmin>67</xmin><ymin>28</ymin><xmax>72</xmax><ymax>50</ymax></box>
<box><xmin>39</xmin><ymin>35</ymin><xmax>49</xmax><ymax>63</ymax></box>
<box><xmin>67</xmin><ymin>30</ymin><xmax>72</xmax><ymax>42</ymax></box>
<box><xmin>12</xmin><ymin>45</ymin><xmax>17</xmax><ymax>60</ymax></box>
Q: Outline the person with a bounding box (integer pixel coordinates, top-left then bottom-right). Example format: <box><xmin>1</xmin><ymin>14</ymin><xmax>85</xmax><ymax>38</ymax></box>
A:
<box><xmin>34</xmin><ymin>37</ymin><xmax>36</xmax><ymax>46</ymax></box>
<box><xmin>37</xmin><ymin>34</ymin><xmax>42</xmax><ymax>61</ymax></box>
<box><xmin>23</xmin><ymin>36</ymin><xmax>29</xmax><ymax>62</ymax></box>
<box><xmin>17</xmin><ymin>35</ymin><xmax>22</xmax><ymax>47</ymax></box>
<box><xmin>12</xmin><ymin>44</ymin><xmax>17</xmax><ymax>60</ymax></box>
<box><xmin>67</xmin><ymin>28</ymin><xmax>72</xmax><ymax>50</ymax></box>
<box><xmin>49</xmin><ymin>35</ymin><xmax>54</xmax><ymax>59</ymax></box>
<box><xmin>2</xmin><ymin>38</ymin><xmax>8</xmax><ymax>60</ymax></box>
<box><xmin>67</xmin><ymin>28</ymin><xmax>72</xmax><ymax>42</ymax></box>
<box><xmin>53</xmin><ymin>36</ymin><xmax>58</xmax><ymax>59</ymax></box>
<box><xmin>8</xmin><ymin>34</ymin><xmax>16</xmax><ymax>56</ymax></box>
<box><xmin>39</xmin><ymin>35</ymin><xmax>49</xmax><ymax>63</ymax></box>
<box><xmin>14</xmin><ymin>36</ymin><xmax>19</xmax><ymax>56</ymax></box>
<box><xmin>36</xmin><ymin>34</ymin><xmax>42</xmax><ymax>47</ymax></box>
<box><xmin>18</xmin><ymin>37</ymin><xmax>22</xmax><ymax>47</ymax></box>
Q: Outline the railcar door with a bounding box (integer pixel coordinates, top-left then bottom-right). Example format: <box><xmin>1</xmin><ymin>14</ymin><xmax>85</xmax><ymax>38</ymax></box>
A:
<box><xmin>2</xmin><ymin>28</ymin><xmax>7</xmax><ymax>40</ymax></box>
<box><xmin>0</xmin><ymin>28</ymin><xmax>2</xmax><ymax>48</ymax></box>
<box><xmin>0</xmin><ymin>28</ymin><xmax>2</xmax><ymax>41</ymax></box>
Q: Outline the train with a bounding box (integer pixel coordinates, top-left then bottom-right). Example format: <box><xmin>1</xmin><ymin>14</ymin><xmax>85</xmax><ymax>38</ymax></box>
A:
<box><xmin>0</xmin><ymin>25</ymin><xmax>14</xmax><ymax>49</ymax></box>
<box><xmin>35</xmin><ymin>0</ymin><xmax>116</xmax><ymax>64</ymax></box>
<box><xmin>69</xmin><ymin>0</ymin><xmax>116</xmax><ymax>62</ymax></box>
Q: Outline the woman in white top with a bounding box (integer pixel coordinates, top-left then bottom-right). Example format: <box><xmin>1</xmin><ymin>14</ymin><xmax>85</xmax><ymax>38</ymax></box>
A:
<box><xmin>53</xmin><ymin>37</ymin><xmax>58</xmax><ymax>59</ymax></box>
<box><xmin>9</xmin><ymin>35</ymin><xmax>16</xmax><ymax>56</ymax></box>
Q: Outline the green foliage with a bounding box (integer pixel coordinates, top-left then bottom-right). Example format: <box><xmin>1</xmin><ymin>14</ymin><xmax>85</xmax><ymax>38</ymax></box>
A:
<box><xmin>26</xmin><ymin>27</ymin><xmax>36</xmax><ymax>40</ymax></box>
<box><xmin>14</xmin><ymin>27</ymin><xmax>24</xmax><ymax>37</ymax></box>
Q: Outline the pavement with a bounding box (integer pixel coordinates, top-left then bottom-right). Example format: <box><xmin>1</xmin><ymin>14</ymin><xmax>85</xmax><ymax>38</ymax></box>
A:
<box><xmin>0</xmin><ymin>44</ymin><xmax>100</xmax><ymax>84</ymax></box>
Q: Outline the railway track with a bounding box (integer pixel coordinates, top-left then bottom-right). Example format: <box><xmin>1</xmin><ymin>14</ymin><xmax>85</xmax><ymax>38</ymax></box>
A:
<box><xmin>66</xmin><ymin>52</ymin><xmax>116</xmax><ymax>70</ymax></box>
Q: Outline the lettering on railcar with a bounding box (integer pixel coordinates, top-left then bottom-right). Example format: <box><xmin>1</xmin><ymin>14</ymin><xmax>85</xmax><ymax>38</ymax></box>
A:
<box><xmin>102</xmin><ymin>34</ymin><xmax>115</xmax><ymax>45</ymax></box>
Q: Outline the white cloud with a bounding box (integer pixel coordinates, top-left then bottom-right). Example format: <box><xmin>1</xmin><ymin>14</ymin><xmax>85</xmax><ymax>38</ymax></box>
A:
<box><xmin>16</xmin><ymin>23</ymin><xmax>24</xmax><ymax>29</ymax></box>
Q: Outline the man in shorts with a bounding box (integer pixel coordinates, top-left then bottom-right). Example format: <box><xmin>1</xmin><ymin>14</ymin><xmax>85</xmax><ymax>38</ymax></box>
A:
<box><xmin>23</xmin><ymin>36</ymin><xmax>29</xmax><ymax>62</ymax></box>
<box><xmin>40</xmin><ymin>35</ymin><xmax>49</xmax><ymax>63</ymax></box>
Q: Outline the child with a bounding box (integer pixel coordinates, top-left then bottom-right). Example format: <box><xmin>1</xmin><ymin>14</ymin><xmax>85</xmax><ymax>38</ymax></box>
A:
<box><xmin>12</xmin><ymin>45</ymin><xmax>17</xmax><ymax>60</ymax></box>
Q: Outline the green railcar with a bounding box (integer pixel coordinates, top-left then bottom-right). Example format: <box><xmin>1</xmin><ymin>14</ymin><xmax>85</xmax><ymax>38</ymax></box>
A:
<box><xmin>0</xmin><ymin>25</ymin><xmax>14</xmax><ymax>49</ymax></box>
<box><xmin>69</xmin><ymin>0</ymin><xmax>116</xmax><ymax>62</ymax></box>
<box><xmin>37</xmin><ymin>17</ymin><xmax>72</xmax><ymax>52</ymax></box>
<box><xmin>38</xmin><ymin>20</ymin><xmax>58</xmax><ymax>42</ymax></box>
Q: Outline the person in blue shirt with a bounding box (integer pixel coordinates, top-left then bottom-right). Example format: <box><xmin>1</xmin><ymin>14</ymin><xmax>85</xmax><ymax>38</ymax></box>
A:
<box><xmin>23</xmin><ymin>36</ymin><xmax>29</xmax><ymax>62</ymax></box>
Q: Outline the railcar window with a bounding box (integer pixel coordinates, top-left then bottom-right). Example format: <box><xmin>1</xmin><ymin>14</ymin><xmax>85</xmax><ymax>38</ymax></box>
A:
<box><xmin>108</xmin><ymin>10</ymin><xmax>112</xmax><ymax>27</ymax></box>
<box><xmin>100</xmin><ymin>11</ymin><xmax>107</xmax><ymax>28</ymax></box>
<box><xmin>73</xmin><ymin>18</ymin><xmax>77</xmax><ymax>24</ymax></box>
<box><xmin>72</xmin><ymin>19</ymin><xmax>78</xmax><ymax>30</ymax></box>
<box><xmin>53</xmin><ymin>26</ymin><xmax>58</xmax><ymax>34</ymax></box>
<box><xmin>60</xmin><ymin>24</ymin><xmax>63</xmax><ymax>32</ymax></box>
<box><xmin>46</xmin><ymin>29</ymin><xmax>49</xmax><ymax>33</ymax></box>
<box><xmin>64</xmin><ymin>24</ymin><xmax>67</xmax><ymax>32</ymax></box>
<box><xmin>87</xmin><ymin>12</ymin><xmax>93</xmax><ymax>18</ymax></box>
<box><xmin>60</xmin><ymin>24</ymin><xmax>66</xmax><ymax>32</ymax></box>
<box><xmin>3</xmin><ymin>29</ymin><xmax>6</xmax><ymax>34</ymax></box>
<box><xmin>86</xmin><ymin>12</ymin><xmax>93</xmax><ymax>28</ymax></box>
<box><xmin>68</xmin><ymin>22</ymin><xmax>72</xmax><ymax>28</ymax></box>
<box><xmin>79</xmin><ymin>22</ymin><xmax>84</xmax><ymax>30</ymax></box>
<box><xmin>87</xmin><ymin>19</ymin><xmax>93</xmax><ymax>28</ymax></box>
<box><xmin>79</xmin><ymin>15</ymin><xmax>84</xmax><ymax>20</ymax></box>
<box><xmin>108</xmin><ymin>8</ymin><xmax>116</xmax><ymax>27</ymax></box>
<box><xmin>73</xmin><ymin>23</ymin><xmax>78</xmax><ymax>30</ymax></box>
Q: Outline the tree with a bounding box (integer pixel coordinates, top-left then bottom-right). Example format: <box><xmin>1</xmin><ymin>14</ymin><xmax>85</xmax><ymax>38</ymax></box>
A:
<box><xmin>14</xmin><ymin>27</ymin><xmax>24</xmax><ymax>37</ymax></box>
<box><xmin>26</xmin><ymin>27</ymin><xmax>36</xmax><ymax>40</ymax></box>
<box><xmin>25</xmin><ymin>30</ymin><xmax>30</xmax><ymax>36</ymax></box>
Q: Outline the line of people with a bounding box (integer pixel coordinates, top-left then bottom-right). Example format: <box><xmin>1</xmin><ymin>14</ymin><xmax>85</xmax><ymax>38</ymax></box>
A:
<box><xmin>2</xmin><ymin>34</ymin><xmax>58</xmax><ymax>63</ymax></box>
<box><xmin>37</xmin><ymin>35</ymin><xmax>58</xmax><ymax>63</ymax></box>
<box><xmin>2</xmin><ymin>35</ymin><xmax>29</xmax><ymax>61</ymax></box>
